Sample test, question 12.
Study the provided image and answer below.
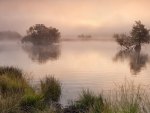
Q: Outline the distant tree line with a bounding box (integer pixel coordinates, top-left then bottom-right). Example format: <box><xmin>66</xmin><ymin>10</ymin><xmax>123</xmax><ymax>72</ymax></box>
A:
<box><xmin>0</xmin><ymin>31</ymin><xmax>22</xmax><ymax>40</ymax></box>
<box><xmin>22</xmin><ymin>24</ymin><xmax>60</xmax><ymax>45</ymax></box>
<box><xmin>114</xmin><ymin>21</ymin><xmax>150</xmax><ymax>50</ymax></box>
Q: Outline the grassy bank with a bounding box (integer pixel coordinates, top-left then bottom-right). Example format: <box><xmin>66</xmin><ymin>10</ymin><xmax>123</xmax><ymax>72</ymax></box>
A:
<box><xmin>68</xmin><ymin>82</ymin><xmax>149</xmax><ymax>113</ymax></box>
<box><xmin>0</xmin><ymin>67</ymin><xmax>61</xmax><ymax>113</ymax></box>
<box><xmin>0</xmin><ymin>67</ymin><xmax>150</xmax><ymax>113</ymax></box>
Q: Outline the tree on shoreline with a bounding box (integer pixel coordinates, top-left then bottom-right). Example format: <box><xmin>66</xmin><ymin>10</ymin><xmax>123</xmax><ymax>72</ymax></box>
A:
<box><xmin>114</xmin><ymin>21</ymin><xmax>150</xmax><ymax>49</ymax></box>
<box><xmin>22</xmin><ymin>24</ymin><xmax>60</xmax><ymax>45</ymax></box>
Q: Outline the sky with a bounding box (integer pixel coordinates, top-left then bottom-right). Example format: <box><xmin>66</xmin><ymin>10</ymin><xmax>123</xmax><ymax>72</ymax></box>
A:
<box><xmin>0</xmin><ymin>0</ymin><xmax>150</xmax><ymax>37</ymax></box>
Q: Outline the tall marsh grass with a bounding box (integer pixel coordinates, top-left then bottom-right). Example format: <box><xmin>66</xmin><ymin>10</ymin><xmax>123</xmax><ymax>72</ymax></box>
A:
<box><xmin>75</xmin><ymin>81</ymin><xmax>150</xmax><ymax>113</ymax></box>
<box><xmin>1</xmin><ymin>66</ymin><xmax>150</xmax><ymax>113</ymax></box>
<box><xmin>0</xmin><ymin>66</ymin><xmax>61</xmax><ymax>113</ymax></box>
<box><xmin>0</xmin><ymin>66</ymin><xmax>34</xmax><ymax>113</ymax></box>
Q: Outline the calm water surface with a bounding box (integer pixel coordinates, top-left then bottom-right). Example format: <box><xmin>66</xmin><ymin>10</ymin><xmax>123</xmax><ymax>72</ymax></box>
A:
<box><xmin>0</xmin><ymin>40</ymin><xmax>150</xmax><ymax>105</ymax></box>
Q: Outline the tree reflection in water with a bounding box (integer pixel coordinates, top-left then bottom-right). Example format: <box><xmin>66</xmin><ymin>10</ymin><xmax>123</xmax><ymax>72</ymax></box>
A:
<box><xmin>22</xmin><ymin>43</ymin><xmax>60</xmax><ymax>64</ymax></box>
<box><xmin>113</xmin><ymin>47</ymin><xmax>149</xmax><ymax>75</ymax></box>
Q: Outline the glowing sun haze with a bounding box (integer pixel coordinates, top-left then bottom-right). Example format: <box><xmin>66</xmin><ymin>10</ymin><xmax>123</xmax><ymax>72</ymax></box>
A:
<box><xmin>0</xmin><ymin>0</ymin><xmax>150</xmax><ymax>37</ymax></box>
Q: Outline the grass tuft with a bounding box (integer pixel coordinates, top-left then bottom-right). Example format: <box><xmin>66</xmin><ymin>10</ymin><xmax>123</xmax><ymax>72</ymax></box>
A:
<box><xmin>40</xmin><ymin>76</ymin><xmax>61</xmax><ymax>102</ymax></box>
<box><xmin>0</xmin><ymin>66</ymin><xmax>23</xmax><ymax>78</ymax></box>
<box><xmin>72</xmin><ymin>90</ymin><xmax>105</xmax><ymax>113</ymax></box>
<box><xmin>19</xmin><ymin>94</ymin><xmax>43</xmax><ymax>112</ymax></box>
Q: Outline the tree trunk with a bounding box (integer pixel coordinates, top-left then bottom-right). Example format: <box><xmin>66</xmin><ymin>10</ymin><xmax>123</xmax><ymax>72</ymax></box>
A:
<box><xmin>135</xmin><ymin>44</ymin><xmax>141</xmax><ymax>52</ymax></box>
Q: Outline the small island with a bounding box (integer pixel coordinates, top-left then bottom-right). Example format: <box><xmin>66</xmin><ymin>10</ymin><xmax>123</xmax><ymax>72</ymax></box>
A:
<box><xmin>78</xmin><ymin>34</ymin><xmax>92</xmax><ymax>40</ymax></box>
<box><xmin>22</xmin><ymin>24</ymin><xmax>60</xmax><ymax>45</ymax></box>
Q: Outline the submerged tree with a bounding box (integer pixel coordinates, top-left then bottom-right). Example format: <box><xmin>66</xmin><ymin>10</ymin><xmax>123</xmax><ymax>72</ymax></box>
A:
<box><xmin>114</xmin><ymin>21</ymin><xmax>150</xmax><ymax>49</ymax></box>
<box><xmin>22</xmin><ymin>24</ymin><xmax>60</xmax><ymax>45</ymax></box>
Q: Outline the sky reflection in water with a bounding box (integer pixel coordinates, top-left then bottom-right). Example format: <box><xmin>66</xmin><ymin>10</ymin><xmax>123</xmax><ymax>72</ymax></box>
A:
<box><xmin>0</xmin><ymin>41</ymin><xmax>150</xmax><ymax>105</ymax></box>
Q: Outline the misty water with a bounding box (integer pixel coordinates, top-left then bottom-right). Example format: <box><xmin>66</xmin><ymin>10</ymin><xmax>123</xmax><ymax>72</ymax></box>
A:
<box><xmin>0</xmin><ymin>40</ymin><xmax>150</xmax><ymax>106</ymax></box>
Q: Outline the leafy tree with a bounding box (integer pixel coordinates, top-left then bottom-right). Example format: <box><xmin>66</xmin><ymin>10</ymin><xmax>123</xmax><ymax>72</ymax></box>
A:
<box><xmin>114</xmin><ymin>21</ymin><xmax>150</xmax><ymax>49</ymax></box>
<box><xmin>22</xmin><ymin>24</ymin><xmax>60</xmax><ymax>45</ymax></box>
<box><xmin>130</xmin><ymin>21</ymin><xmax>150</xmax><ymax>46</ymax></box>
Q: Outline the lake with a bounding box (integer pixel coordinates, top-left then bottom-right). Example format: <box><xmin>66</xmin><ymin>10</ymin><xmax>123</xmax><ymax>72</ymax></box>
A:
<box><xmin>0</xmin><ymin>40</ymin><xmax>150</xmax><ymax>106</ymax></box>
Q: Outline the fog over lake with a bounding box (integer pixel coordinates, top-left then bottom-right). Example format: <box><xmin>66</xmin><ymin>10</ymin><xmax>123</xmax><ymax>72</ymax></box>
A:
<box><xmin>0</xmin><ymin>40</ymin><xmax>150</xmax><ymax>105</ymax></box>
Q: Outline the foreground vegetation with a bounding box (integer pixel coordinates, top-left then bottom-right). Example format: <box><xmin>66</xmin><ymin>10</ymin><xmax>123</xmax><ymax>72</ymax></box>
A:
<box><xmin>0</xmin><ymin>67</ymin><xmax>61</xmax><ymax>113</ymax></box>
<box><xmin>65</xmin><ymin>83</ymin><xmax>150</xmax><ymax>113</ymax></box>
<box><xmin>1</xmin><ymin>67</ymin><xmax>150</xmax><ymax>113</ymax></box>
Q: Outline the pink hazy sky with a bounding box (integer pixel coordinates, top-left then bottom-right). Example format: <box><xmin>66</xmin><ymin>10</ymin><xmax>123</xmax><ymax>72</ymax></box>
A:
<box><xmin>0</xmin><ymin>0</ymin><xmax>150</xmax><ymax>36</ymax></box>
